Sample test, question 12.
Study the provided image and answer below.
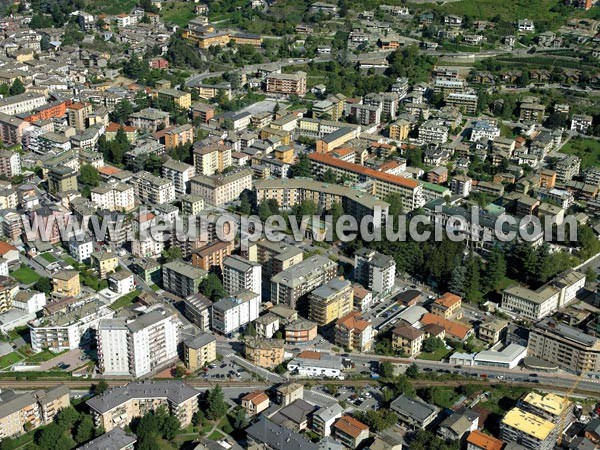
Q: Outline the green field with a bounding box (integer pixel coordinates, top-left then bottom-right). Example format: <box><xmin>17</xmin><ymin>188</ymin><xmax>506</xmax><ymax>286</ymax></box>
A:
<box><xmin>40</xmin><ymin>253</ymin><xmax>58</xmax><ymax>263</ymax></box>
<box><xmin>161</xmin><ymin>1</ymin><xmax>197</xmax><ymax>26</ymax></box>
<box><xmin>0</xmin><ymin>352</ymin><xmax>22</xmax><ymax>369</ymax></box>
<box><xmin>560</xmin><ymin>137</ymin><xmax>600</xmax><ymax>169</ymax></box>
<box><xmin>10</xmin><ymin>266</ymin><xmax>40</xmax><ymax>284</ymax></box>
<box><xmin>109</xmin><ymin>289</ymin><xmax>141</xmax><ymax>311</ymax></box>
<box><xmin>417</xmin><ymin>347</ymin><xmax>453</xmax><ymax>361</ymax></box>
<box><xmin>87</xmin><ymin>0</ymin><xmax>137</xmax><ymax>15</ymax></box>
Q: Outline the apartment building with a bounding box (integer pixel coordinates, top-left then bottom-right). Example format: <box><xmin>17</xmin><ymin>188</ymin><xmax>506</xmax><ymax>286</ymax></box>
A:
<box><xmin>266</xmin><ymin>72</ymin><xmax>307</xmax><ymax>96</ymax></box>
<box><xmin>334</xmin><ymin>311</ymin><xmax>374</xmax><ymax>352</ymax></box>
<box><xmin>271</xmin><ymin>255</ymin><xmax>338</xmax><ymax>309</ymax></box>
<box><xmin>222</xmin><ymin>255</ymin><xmax>261</xmax><ymax>296</ymax></box>
<box><xmin>500</xmin><ymin>408</ymin><xmax>557</xmax><ymax>450</ymax></box>
<box><xmin>0</xmin><ymin>113</ymin><xmax>31</xmax><ymax>147</ymax></box>
<box><xmin>0</xmin><ymin>93</ymin><xmax>46</xmax><ymax>116</ymax></box>
<box><xmin>527</xmin><ymin>318</ymin><xmax>600</xmax><ymax>373</ymax></box>
<box><xmin>349</xmin><ymin>103</ymin><xmax>382</xmax><ymax>126</ymax></box>
<box><xmin>570</xmin><ymin>114</ymin><xmax>593</xmax><ymax>133</ymax></box>
<box><xmin>66</xmin><ymin>102</ymin><xmax>92</xmax><ymax>130</ymax></box>
<box><xmin>48</xmin><ymin>165</ymin><xmax>78</xmax><ymax>194</ymax></box>
<box><xmin>181</xmin><ymin>194</ymin><xmax>205</xmax><ymax>216</ymax></box>
<box><xmin>131</xmin><ymin>171</ymin><xmax>176</xmax><ymax>205</ymax></box>
<box><xmin>0</xmin><ymin>386</ymin><xmax>70</xmax><ymax>439</ymax></box>
<box><xmin>392</xmin><ymin>324</ymin><xmax>424</xmax><ymax>357</ymax></box>
<box><xmin>77</xmin><ymin>428</ymin><xmax>136</xmax><ymax>450</ymax></box>
<box><xmin>332</xmin><ymin>415</ymin><xmax>369</xmax><ymax>449</ymax></box>
<box><xmin>162</xmin><ymin>261</ymin><xmax>208</xmax><ymax>298</ymax></box>
<box><xmin>431</xmin><ymin>292</ymin><xmax>463</xmax><ymax>320</ymax></box>
<box><xmin>182</xmin><ymin>293</ymin><xmax>212</xmax><ymax>331</ymax></box>
<box><xmin>183</xmin><ymin>333</ymin><xmax>217</xmax><ymax>370</ymax></box>
<box><xmin>191</xmin><ymin>241</ymin><xmax>233</xmax><ymax>271</ymax></box>
<box><xmin>129</xmin><ymin>108</ymin><xmax>170</xmax><ymax>132</ymax></box>
<box><xmin>308</xmin><ymin>153</ymin><xmax>423</xmax><ymax>211</ymax></box>
<box><xmin>308</xmin><ymin>278</ymin><xmax>353</xmax><ymax>326</ymax></box>
<box><xmin>29</xmin><ymin>300</ymin><xmax>114</xmax><ymax>352</ymax></box>
<box><xmin>478</xmin><ymin>319</ymin><xmax>509</xmax><ymax>345</ymax></box>
<box><xmin>244</xmin><ymin>336</ymin><xmax>285</xmax><ymax>368</ymax></box>
<box><xmin>97</xmin><ymin>307</ymin><xmax>181</xmax><ymax>377</ymax></box>
<box><xmin>254</xmin><ymin>179</ymin><xmax>390</xmax><ymax>227</ymax></box>
<box><xmin>86</xmin><ymin>381</ymin><xmax>199</xmax><ymax>432</ymax></box>
<box><xmin>192</xmin><ymin>142</ymin><xmax>232</xmax><ymax>176</ymax></box>
<box><xmin>190</xmin><ymin>168</ymin><xmax>253</xmax><ymax>206</ymax></box>
<box><xmin>315</xmin><ymin>127</ymin><xmax>359</xmax><ymax>153</ymax></box>
<box><xmin>418</xmin><ymin>119</ymin><xmax>449</xmax><ymax>144</ymax></box>
<box><xmin>285</xmin><ymin>318</ymin><xmax>318</xmax><ymax>343</ymax></box>
<box><xmin>62</xmin><ymin>235</ymin><xmax>90</xmax><ymax>266</ymax></box>
<box><xmin>211</xmin><ymin>289</ymin><xmax>260</xmax><ymax>335</ymax></box>
<box><xmin>0</xmin><ymin>276</ymin><xmax>17</xmax><ymax>314</ymax></box>
<box><xmin>555</xmin><ymin>155</ymin><xmax>581</xmax><ymax>183</ymax></box>
<box><xmin>91</xmin><ymin>251</ymin><xmax>119</xmax><ymax>279</ymax></box>
<box><xmin>157</xmin><ymin>89</ymin><xmax>192</xmax><ymax>109</ymax></box>
<box><xmin>520</xmin><ymin>103</ymin><xmax>545</xmax><ymax>122</ymax></box>
<box><xmin>0</xmin><ymin>150</ymin><xmax>21</xmax><ymax>178</ymax></box>
<box><xmin>155</xmin><ymin>124</ymin><xmax>194</xmax><ymax>150</ymax></box>
<box><xmin>91</xmin><ymin>182</ymin><xmax>136</xmax><ymax>212</ymax></box>
<box><xmin>389</xmin><ymin>119</ymin><xmax>410</xmax><ymax>141</ymax></box>
<box><xmin>254</xmin><ymin>239</ymin><xmax>304</xmax><ymax>278</ymax></box>
<box><xmin>390</xmin><ymin>395</ymin><xmax>439</xmax><ymax>430</ymax></box>
<box><xmin>446</xmin><ymin>93</ymin><xmax>478</xmax><ymax>115</ymax></box>
<box><xmin>312</xmin><ymin>403</ymin><xmax>344</xmax><ymax>437</ymax></box>
<box><xmin>354</xmin><ymin>248</ymin><xmax>396</xmax><ymax>295</ymax></box>
<box><xmin>501</xmin><ymin>270</ymin><xmax>585</xmax><ymax>320</ymax></box>
<box><xmin>161</xmin><ymin>159</ymin><xmax>195</xmax><ymax>195</ymax></box>
<box><xmin>51</xmin><ymin>270</ymin><xmax>80</xmax><ymax>297</ymax></box>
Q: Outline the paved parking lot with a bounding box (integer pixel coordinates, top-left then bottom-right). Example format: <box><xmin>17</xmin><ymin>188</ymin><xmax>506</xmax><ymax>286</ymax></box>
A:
<box><xmin>40</xmin><ymin>348</ymin><xmax>89</xmax><ymax>371</ymax></box>
<box><xmin>198</xmin><ymin>357</ymin><xmax>253</xmax><ymax>382</ymax></box>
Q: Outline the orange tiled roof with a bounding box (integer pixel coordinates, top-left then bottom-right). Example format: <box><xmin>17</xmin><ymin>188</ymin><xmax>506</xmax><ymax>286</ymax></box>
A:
<box><xmin>106</xmin><ymin>122</ymin><xmax>137</xmax><ymax>133</ymax></box>
<box><xmin>334</xmin><ymin>415</ymin><xmax>369</xmax><ymax>438</ymax></box>
<box><xmin>434</xmin><ymin>292</ymin><xmax>462</xmax><ymax>309</ymax></box>
<box><xmin>242</xmin><ymin>390</ymin><xmax>269</xmax><ymax>405</ymax></box>
<box><xmin>466</xmin><ymin>431</ymin><xmax>504</xmax><ymax>450</ymax></box>
<box><xmin>336</xmin><ymin>311</ymin><xmax>371</xmax><ymax>332</ymax></box>
<box><xmin>297</xmin><ymin>350</ymin><xmax>322</xmax><ymax>360</ymax></box>
<box><xmin>98</xmin><ymin>165</ymin><xmax>122</xmax><ymax>176</ymax></box>
<box><xmin>308</xmin><ymin>153</ymin><xmax>418</xmax><ymax>189</ymax></box>
<box><xmin>0</xmin><ymin>242</ymin><xmax>17</xmax><ymax>255</ymax></box>
<box><xmin>421</xmin><ymin>313</ymin><xmax>471</xmax><ymax>340</ymax></box>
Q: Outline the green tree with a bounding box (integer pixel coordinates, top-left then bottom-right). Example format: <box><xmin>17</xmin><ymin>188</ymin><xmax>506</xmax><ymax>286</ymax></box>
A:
<box><xmin>192</xmin><ymin>410</ymin><xmax>205</xmax><ymax>427</ymax></box>
<box><xmin>161</xmin><ymin>247</ymin><xmax>183</xmax><ymax>262</ymax></box>
<box><xmin>198</xmin><ymin>274</ymin><xmax>227</xmax><ymax>301</ymax></box>
<box><xmin>320</xmin><ymin>169</ymin><xmax>337</xmax><ymax>183</ymax></box>
<box><xmin>55</xmin><ymin>406</ymin><xmax>80</xmax><ymax>430</ymax></box>
<box><xmin>394</xmin><ymin>375</ymin><xmax>415</xmax><ymax>398</ymax></box>
<box><xmin>110</xmin><ymin>100</ymin><xmax>134</xmax><ymax>124</ymax></box>
<box><xmin>238</xmin><ymin>191</ymin><xmax>252</xmax><ymax>215</ymax></box>
<box><xmin>289</xmin><ymin>153</ymin><xmax>312</xmax><ymax>178</ymax></box>
<box><xmin>231</xmin><ymin>408</ymin><xmax>247</xmax><ymax>430</ymax></box>
<box><xmin>9</xmin><ymin>78</ymin><xmax>24</xmax><ymax>96</ymax></box>
<box><xmin>79</xmin><ymin>164</ymin><xmax>101</xmax><ymax>187</ymax></box>
<box><xmin>384</xmin><ymin>193</ymin><xmax>404</xmax><ymax>217</ymax></box>
<box><xmin>160</xmin><ymin>415</ymin><xmax>180</xmax><ymax>440</ymax></box>
<box><xmin>405</xmin><ymin>363</ymin><xmax>419</xmax><ymax>379</ymax></box>
<box><xmin>94</xmin><ymin>379</ymin><xmax>109</xmax><ymax>395</ymax></box>
<box><xmin>353</xmin><ymin>409</ymin><xmax>398</xmax><ymax>432</ymax></box>
<box><xmin>422</xmin><ymin>336</ymin><xmax>445</xmax><ymax>353</ymax></box>
<box><xmin>482</xmin><ymin>247</ymin><xmax>507</xmax><ymax>293</ymax></box>
<box><xmin>34</xmin><ymin>277</ymin><xmax>52</xmax><ymax>294</ymax></box>
<box><xmin>206</xmin><ymin>385</ymin><xmax>228</xmax><ymax>420</ymax></box>
<box><xmin>74</xmin><ymin>416</ymin><xmax>95</xmax><ymax>444</ymax></box>
<box><xmin>173</xmin><ymin>365</ymin><xmax>187</xmax><ymax>378</ymax></box>
<box><xmin>380</xmin><ymin>360</ymin><xmax>394</xmax><ymax>378</ymax></box>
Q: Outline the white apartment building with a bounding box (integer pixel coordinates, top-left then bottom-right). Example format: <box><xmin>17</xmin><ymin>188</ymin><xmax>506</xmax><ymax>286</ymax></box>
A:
<box><xmin>131</xmin><ymin>171</ymin><xmax>176</xmax><ymax>205</ymax></box>
<box><xmin>131</xmin><ymin>235</ymin><xmax>164</xmax><ymax>259</ymax></box>
<box><xmin>470</xmin><ymin>120</ymin><xmax>500</xmax><ymax>142</ymax></box>
<box><xmin>354</xmin><ymin>248</ymin><xmax>396</xmax><ymax>295</ymax></box>
<box><xmin>418</xmin><ymin>119</ymin><xmax>449</xmax><ymax>144</ymax></box>
<box><xmin>29</xmin><ymin>300</ymin><xmax>114</xmax><ymax>352</ymax></box>
<box><xmin>91</xmin><ymin>182</ymin><xmax>135</xmax><ymax>212</ymax></box>
<box><xmin>0</xmin><ymin>150</ymin><xmax>21</xmax><ymax>178</ymax></box>
<box><xmin>68</xmin><ymin>235</ymin><xmax>94</xmax><ymax>263</ymax></box>
<box><xmin>0</xmin><ymin>93</ymin><xmax>46</xmax><ymax>116</ymax></box>
<box><xmin>12</xmin><ymin>290</ymin><xmax>46</xmax><ymax>314</ymax></box>
<box><xmin>108</xmin><ymin>271</ymin><xmax>135</xmax><ymax>296</ymax></box>
<box><xmin>570</xmin><ymin>114</ymin><xmax>593</xmax><ymax>134</ymax></box>
<box><xmin>190</xmin><ymin>168</ymin><xmax>253</xmax><ymax>206</ymax></box>
<box><xmin>97</xmin><ymin>307</ymin><xmax>181</xmax><ymax>377</ymax></box>
<box><xmin>211</xmin><ymin>290</ymin><xmax>260</xmax><ymax>335</ymax></box>
<box><xmin>162</xmin><ymin>159</ymin><xmax>195</xmax><ymax>194</ymax></box>
<box><xmin>222</xmin><ymin>255</ymin><xmax>261</xmax><ymax>295</ymax></box>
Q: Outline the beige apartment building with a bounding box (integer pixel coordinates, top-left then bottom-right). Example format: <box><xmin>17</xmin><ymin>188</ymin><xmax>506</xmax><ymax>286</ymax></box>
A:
<box><xmin>266</xmin><ymin>71</ymin><xmax>307</xmax><ymax>95</ymax></box>
<box><xmin>91</xmin><ymin>251</ymin><xmax>119</xmax><ymax>279</ymax></box>
<box><xmin>335</xmin><ymin>311</ymin><xmax>374</xmax><ymax>352</ymax></box>
<box><xmin>183</xmin><ymin>333</ymin><xmax>217</xmax><ymax>371</ymax></box>
<box><xmin>244</xmin><ymin>337</ymin><xmax>285</xmax><ymax>368</ymax></box>
<box><xmin>51</xmin><ymin>270</ymin><xmax>81</xmax><ymax>297</ymax></box>
<box><xmin>308</xmin><ymin>278</ymin><xmax>354</xmax><ymax>326</ymax></box>
<box><xmin>255</xmin><ymin>239</ymin><xmax>304</xmax><ymax>278</ymax></box>
<box><xmin>192</xmin><ymin>142</ymin><xmax>232</xmax><ymax>176</ymax></box>
<box><xmin>392</xmin><ymin>324</ymin><xmax>424</xmax><ymax>357</ymax></box>
<box><xmin>478</xmin><ymin>319</ymin><xmax>509</xmax><ymax>345</ymax></box>
<box><xmin>0</xmin><ymin>386</ymin><xmax>70</xmax><ymax>439</ymax></box>
<box><xmin>190</xmin><ymin>168</ymin><xmax>253</xmax><ymax>206</ymax></box>
<box><xmin>86</xmin><ymin>381</ymin><xmax>199</xmax><ymax>432</ymax></box>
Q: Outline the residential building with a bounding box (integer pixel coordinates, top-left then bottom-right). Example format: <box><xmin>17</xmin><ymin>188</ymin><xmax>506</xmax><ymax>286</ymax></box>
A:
<box><xmin>66</xmin><ymin>102</ymin><xmax>92</xmax><ymax>130</ymax></box>
<box><xmin>244</xmin><ymin>337</ymin><xmax>285</xmax><ymax>368</ymax></box>
<box><xmin>0</xmin><ymin>93</ymin><xmax>46</xmax><ymax>116</ymax></box>
<box><xmin>211</xmin><ymin>289</ymin><xmax>260</xmax><ymax>335</ymax></box>
<box><xmin>421</xmin><ymin>313</ymin><xmax>473</xmax><ymax>341</ymax></box>
<box><xmin>389</xmin><ymin>119</ymin><xmax>410</xmax><ymax>141</ymax></box>
<box><xmin>500</xmin><ymin>408</ymin><xmax>557</xmax><ymax>450</ymax></box>
<box><xmin>161</xmin><ymin>159</ymin><xmax>195</xmax><ymax>195</ymax></box>
<box><xmin>451</xmin><ymin>174</ymin><xmax>473</xmax><ymax>197</ymax></box>
<box><xmin>155</xmin><ymin>124</ymin><xmax>194</xmax><ymax>150</ymax></box>
<box><xmin>157</xmin><ymin>89</ymin><xmax>191</xmax><ymax>109</ymax></box>
<box><xmin>48</xmin><ymin>165</ymin><xmax>78</xmax><ymax>194</ymax></box>
<box><xmin>437</xmin><ymin>411</ymin><xmax>478</xmax><ymax>442</ymax></box>
<box><xmin>275</xmin><ymin>383</ymin><xmax>303</xmax><ymax>406</ymax></box>
<box><xmin>86</xmin><ymin>381</ymin><xmax>199</xmax><ymax>432</ymax></box>
<box><xmin>390</xmin><ymin>395</ymin><xmax>439</xmax><ymax>429</ymax></box>
<box><xmin>183</xmin><ymin>333</ymin><xmax>217</xmax><ymax>370</ymax></box>
<box><xmin>241</xmin><ymin>391</ymin><xmax>270</xmax><ymax>416</ymax></box>
<box><xmin>68</xmin><ymin>235</ymin><xmax>94</xmax><ymax>263</ymax></box>
<box><xmin>255</xmin><ymin>239</ymin><xmax>304</xmax><ymax>278</ymax></box>
<box><xmin>222</xmin><ymin>255</ymin><xmax>261</xmax><ymax>296</ymax></box>
<box><xmin>266</xmin><ymin>72</ymin><xmax>307</xmax><ymax>95</ymax></box>
<box><xmin>51</xmin><ymin>270</ymin><xmax>80</xmax><ymax>297</ymax></box>
<box><xmin>182</xmin><ymin>293</ymin><xmax>212</xmax><ymax>331</ymax></box>
<box><xmin>271</xmin><ymin>255</ymin><xmax>337</xmax><ymax>309</ymax></box>
<box><xmin>308</xmin><ymin>278</ymin><xmax>353</xmax><ymax>326</ymax></box>
<box><xmin>97</xmin><ymin>307</ymin><xmax>181</xmax><ymax>377</ymax></box>
<box><xmin>129</xmin><ymin>108</ymin><xmax>170</xmax><ymax>132</ymax></box>
<box><xmin>255</xmin><ymin>313</ymin><xmax>280</xmax><ymax>339</ymax></box>
<box><xmin>181</xmin><ymin>194</ymin><xmax>205</xmax><ymax>216</ymax></box>
<box><xmin>0</xmin><ymin>386</ymin><xmax>70</xmax><ymax>439</ymax></box>
<box><xmin>190</xmin><ymin>168</ymin><xmax>253</xmax><ymax>206</ymax></box>
<box><xmin>332</xmin><ymin>415</ymin><xmax>369</xmax><ymax>449</ymax></box>
<box><xmin>570</xmin><ymin>114</ymin><xmax>593</xmax><ymax>133</ymax></box>
<box><xmin>162</xmin><ymin>261</ymin><xmax>208</xmax><ymax>298</ymax></box>
<box><xmin>246</xmin><ymin>418</ymin><xmax>319</xmax><ymax>450</ymax></box>
<box><xmin>191</xmin><ymin>241</ymin><xmax>233</xmax><ymax>271</ymax></box>
<box><xmin>555</xmin><ymin>156</ymin><xmax>581</xmax><ymax>183</ymax></box>
<box><xmin>0</xmin><ymin>150</ymin><xmax>21</xmax><ymax>178</ymax></box>
<box><xmin>527</xmin><ymin>318</ymin><xmax>600</xmax><ymax>373</ymax></box>
<box><xmin>313</xmin><ymin>403</ymin><xmax>343</xmax><ymax>437</ymax></box>
<box><xmin>479</xmin><ymin>319</ymin><xmax>509</xmax><ymax>345</ymax></box>
<box><xmin>192</xmin><ymin>142</ymin><xmax>232</xmax><ymax>176</ymax></box>
<box><xmin>108</xmin><ymin>271</ymin><xmax>135</xmax><ymax>296</ymax></box>
<box><xmin>0</xmin><ymin>113</ymin><xmax>31</xmax><ymax>147</ymax></box>
<box><xmin>77</xmin><ymin>428</ymin><xmax>136</xmax><ymax>450</ymax></box>
<box><xmin>520</xmin><ymin>103</ymin><xmax>545</xmax><ymax>122</ymax></box>
<box><xmin>131</xmin><ymin>171</ymin><xmax>176</xmax><ymax>205</ymax></box>
<box><xmin>467</xmin><ymin>430</ymin><xmax>504</xmax><ymax>450</ymax></box>
<box><xmin>419</xmin><ymin>119</ymin><xmax>449</xmax><ymax>144</ymax></box>
<box><xmin>334</xmin><ymin>311</ymin><xmax>374</xmax><ymax>352</ymax></box>
<box><xmin>431</xmin><ymin>292</ymin><xmax>463</xmax><ymax>320</ymax></box>
<box><xmin>91</xmin><ymin>251</ymin><xmax>119</xmax><ymax>279</ymax></box>
<box><xmin>446</xmin><ymin>93</ymin><xmax>478</xmax><ymax>115</ymax></box>
<box><xmin>91</xmin><ymin>182</ymin><xmax>136</xmax><ymax>212</ymax></box>
<box><xmin>285</xmin><ymin>318</ymin><xmax>318</xmax><ymax>343</ymax></box>
<box><xmin>392</xmin><ymin>324</ymin><xmax>424</xmax><ymax>357</ymax></box>
<box><xmin>354</xmin><ymin>248</ymin><xmax>396</xmax><ymax>295</ymax></box>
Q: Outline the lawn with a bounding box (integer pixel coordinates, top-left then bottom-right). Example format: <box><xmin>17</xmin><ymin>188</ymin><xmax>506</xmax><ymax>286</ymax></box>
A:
<box><xmin>109</xmin><ymin>290</ymin><xmax>141</xmax><ymax>311</ymax></box>
<box><xmin>0</xmin><ymin>352</ymin><xmax>22</xmax><ymax>369</ymax></box>
<box><xmin>10</xmin><ymin>266</ymin><xmax>40</xmax><ymax>284</ymax></box>
<box><xmin>417</xmin><ymin>347</ymin><xmax>453</xmax><ymax>361</ymax></box>
<box><xmin>87</xmin><ymin>0</ymin><xmax>137</xmax><ymax>15</ymax></box>
<box><xmin>161</xmin><ymin>1</ymin><xmax>197</xmax><ymax>26</ymax></box>
<box><xmin>560</xmin><ymin>137</ymin><xmax>600</xmax><ymax>169</ymax></box>
<box><xmin>208</xmin><ymin>431</ymin><xmax>224</xmax><ymax>441</ymax></box>
<box><xmin>40</xmin><ymin>253</ymin><xmax>58</xmax><ymax>263</ymax></box>
<box><xmin>25</xmin><ymin>349</ymin><xmax>63</xmax><ymax>364</ymax></box>
<box><xmin>427</xmin><ymin>387</ymin><xmax>460</xmax><ymax>409</ymax></box>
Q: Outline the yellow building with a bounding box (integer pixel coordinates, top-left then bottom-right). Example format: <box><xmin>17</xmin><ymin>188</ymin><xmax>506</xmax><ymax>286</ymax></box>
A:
<box><xmin>157</xmin><ymin>89</ymin><xmax>192</xmax><ymax>109</ymax></box>
<box><xmin>244</xmin><ymin>337</ymin><xmax>285</xmax><ymax>368</ymax></box>
<box><xmin>500</xmin><ymin>408</ymin><xmax>556</xmax><ymax>449</ymax></box>
<box><xmin>392</xmin><ymin>324</ymin><xmax>424</xmax><ymax>357</ymax></box>
<box><xmin>183</xmin><ymin>333</ymin><xmax>217</xmax><ymax>371</ymax></box>
<box><xmin>274</xmin><ymin>146</ymin><xmax>294</xmax><ymax>163</ymax></box>
<box><xmin>52</xmin><ymin>270</ymin><xmax>80</xmax><ymax>297</ymax></box>
<box><xmin>389</xmin><ymin>119</ymin><xmax>410</xmax><ymax>141</ymax></box>
<box><xmin>308</xmin><ymin>278</ymin><xmax>353</xmax><ymax>326</ymax></box>
<box><xmin>316</xmin><ymin>127</ymin><xmax>359</xmax><ymax>154</ymax></box>
<box><xmin>232</xmin><ymin>33</ymin><xmax>263</xmax><ymax>48</ymax></box>
<box><xmin>91</xmin><ymin>251</ymin><xmax>119</xmax><ymax>279</ymax></box>
<box><xmin>431</xmin><ymin>292</ymin><xmax>463</xmax><ymax>320</ymax></box>
<box><xmin>259</xmin><ymin>127</ymin><xmax>292</xmax><ymax>145</ymax></box>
